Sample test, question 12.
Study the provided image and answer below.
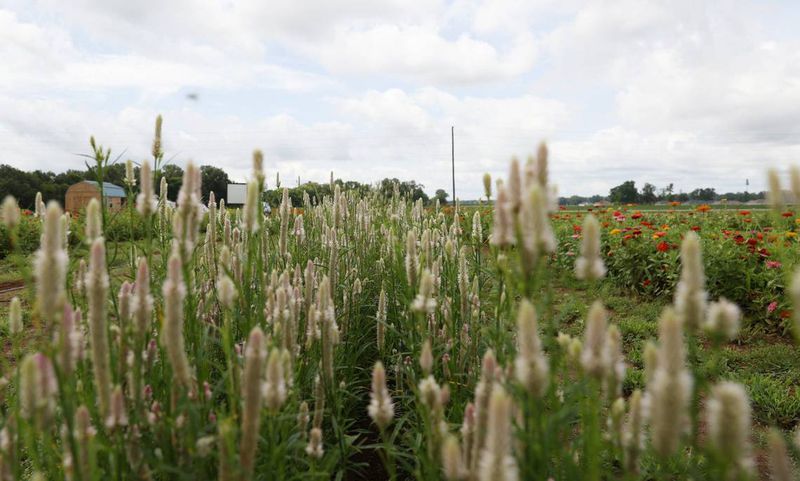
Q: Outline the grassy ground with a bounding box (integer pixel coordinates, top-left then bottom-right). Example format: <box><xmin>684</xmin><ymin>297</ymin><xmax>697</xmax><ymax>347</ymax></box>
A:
<box><xmin>551</xmin><ymin>275</ymin><xmax>800</xmax><ymax>429</ymax></box>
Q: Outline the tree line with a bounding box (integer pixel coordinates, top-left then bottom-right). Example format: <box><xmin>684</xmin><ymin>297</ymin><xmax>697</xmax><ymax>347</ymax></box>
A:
<box><xmin>560</xmin><ymin>180</ymin><xmax>765</xmax><ymax>205</ymax></box>
<box><xmin>0</xmin><ymin>162</ymin><xmax>447</xmax><ymax>210</ymax></box>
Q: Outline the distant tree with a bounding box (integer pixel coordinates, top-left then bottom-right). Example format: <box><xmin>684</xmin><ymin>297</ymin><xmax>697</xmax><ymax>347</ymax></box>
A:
<box><xmin>658</xmin><ymin>183</ymin><xmax>675</xmax><ymax>201</ymax></box>
<box><xmin>640</xmin><ymin>183</ymin><xmax>657</xmax><ymax>204</ymax></box>
<box><xmin>103</xmin><ymin>163</ymin><xmax>127</xmax><ymax>187</ymax></box>
<box><xmin>161</xmin><ymin>164</ymin><xmax>184</xmax><ymax>201</ymax></box>
<box><xmin>434</xmin><ymin>189</ymin><xmax>449</xmax><ymax>205</ymax></box>
<box><xmin>201</xmin><ymin>165</ymin><xmax>230</xmax><ymax>204</ymax></box>
<box><xmin>378</xmin><ymin>178</ymin><xmax>429</xmax><ymax>203</ymax></box>
<box><xmin>609</xmin><ymin>181</ymin><xmax>639</xmax><ymax>204</ymax></box>
<box><xmin>689</xmin><ymin>187</ymin><xmax>717</xmax><ymax>201</ymax></box>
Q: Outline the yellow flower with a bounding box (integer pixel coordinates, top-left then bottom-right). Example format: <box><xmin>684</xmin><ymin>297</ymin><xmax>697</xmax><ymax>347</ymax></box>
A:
<box><xmin>795</xmin><ymin>218</ymin><xmax>800</xmax><ymax>225</ymax></box>
<box><xmin>610</xmin><ymin>229</ymin><xmax>621</xmax><ymax>235</ymax></box>
<box><xmin>786</xmin><ymin>232</ymin><xmax>798</xmax><ymax>238</ymax></box>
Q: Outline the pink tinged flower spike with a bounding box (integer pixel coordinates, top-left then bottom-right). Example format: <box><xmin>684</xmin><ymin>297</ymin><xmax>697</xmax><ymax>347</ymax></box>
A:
<box><xmin>135</xmin><ymin>160</ymin><xmax>155</xmax><ymax>216</ymax></box>
<box><xmin>19</xmin><ymin>353</ymin><xmax>57</xmax><ymax>428</ymax></box>
<box><xmin>74</xmin><ymin>405</ymin><xmax>95</xmax><ymax>480</ymax></box>
<box><xmin>470</xmin><ymin>350</ymin><xmax>497</xmax><ymax>474</ymax></box>
<box><xmin>8</xmin><ymin>296</ymin><xmax>22</xmax><ymax>335</ymax></box>
<box><xmin>240</xmin><ymin>327</ymin><xmax>265</xmax><ymax>479</ymax></box>
<box><xmin>124</xmin><ymin>159</ymin><xmax>136</xmax><ymax>187</ymax></box>
<box><xmin>603</xmin><ymin>324</ymin><xmax>626</xmax><ymax>400</ymax></box>
<box><xmin>405</xmin><ymin>230</ymin><xmax>418</xmax><ymax>288</ymax></box>
<box><xmin>411</xmin><ymin>269</ymin><xmax>437</xmax><ymax>314</ymax></box>
<box><xmin>1</xmin><ymin>195</ymin><xmax>20</xmax><ymax>229</ymax></box>
<box><xmin>306</xmin><ymin>427</ymin><xmax>324</xmax><ymax>459</ymax></box>
<box><xmin>35</xmin><ymin>201</ymin><xmax>68</xmax><ymax>325</ymax></box>
<box><xmin>575</xmin><ymin>214</ymin><xmax>606</xmax><ymax>281</ymax></box>
<box><xmin>648</xmin><ymin>307</ymin><xmax>692</xmax><ymax>458</ymax></box>
<box><xmin>419</xmin><ymin>340</ymin><xmax>434</xmax><ymax>377</ymax></box>
<box><xmin>19</xmin><ymin>354</ymin><xmax>40</xmax><ymax>421</ymax></box>
<box><xmin>674</xmin><ymin>231</ymin><xmax>707</xmax><ymax>330</ymax></box>
<box><xmin>704</xmin><ymin>298</ymin><xmax>741</xmax><ymax>341</ymax></box>
<box><xmin>58</xmin><ymin>302</ymin><xmax>77</xmax><ymax>376</ymax></box>
<box><xmin>514</xmin><ymin>299</ymin><xmax>549</xmax><ymax>397</ymax></box>
<box><xmin>767</xmin><ymin>429</ymin><xmax>793</xmax><ymax>481</ymax></box>
<box><xmin>106</xmin><ymin>385</ymin><xmax>129</xmax><ymax>430</ymax></box>
<box><xmin>767</xmin><ymin>168</ymin><xmax>784</xmax><ymax>212</ymax></box>
<box><xmin>706</xmin><ymin>382</ymin><xmax>754</xmax><ymax>477</ymax></box>
<box><xmin>118</xmin><ymin>281</ymin><xmax>132</xmax><ymax>326</ymax></box>
<box><xmin>132</xmin><ymin>257</ymin><xmax>153</xmax><ymax>340</ymax></box>
<box><xmin>442</xmin><ymin>435</ymin><xmax>464</xmax><ymax>481</ymax></box>
<box><xmin>162</xmin><ymin>247</ymin><xmax>193</xmax><ymax>390</ymax></box>
<box><xmin>478</xmin><ymin>386</ymin><xmax>519</xmax><ymax>481</ymax></box>
<box><xmin>791</xmin><ymin>165</ymin><xmax>800</xmax><ymax>205</ymax></box>
<box><xmin>367</xmin><ymin>361</ymin><xmax>394</xmax><ymax>430</ymax></box>
<box><xmin>217</xmin><ymin>274</ymin><xmax>237</xmax><ymax>309</ymax></box>
<box><xmin>34</xmin><ymin>192</ymin><xmax>44</xmax><ymax>218</ymax></box>
<box><xmin>85</xmin><ymin>198</ymin><xmax>102</xmax><ymax>243</ymax></box>
<box><xmin>790</xmin><ymin>268</ymin><xmax>800</xmax><ymax>340</ymax></box>
<box><xmin>581</xmin><ymin>301</ymin><xmax>607</xmax><ymax>379</ymax></box>
<box><xmin>376</xmin><ymin>288</ymin><xmax>387</xmax><ymax>352</ymax></box>
<box><xmin>263</xmin><ymin>348</ymin><xmax>287</xmax><ymax>412</ymax></box>
<box><xmin>623</xmin><ymin>389</ymin><xmax>645</xmax><ymax>474</ymax></box>
<box><xmin>242</xmin><ymin>179</ymin><xmax>260</xmax><ymax>235</ymax></box>
<box><xmin>86</xmin><ymin>237</ymin><xmax>112</xmax><ymax>418</ymax></box>
<box><xmin>507</xmin><ymin>158</ymin><xmax>522</xmax><ymax>214</ymax></box>
<box><xmin>490</xmin><ymin>182</ymin><xmax>513</xmax><ymax>247</ymax></box>
<box><xmin>173</xmin><ymin>161</ymin><xmax>203</xmax><ymax>251</ymax></box>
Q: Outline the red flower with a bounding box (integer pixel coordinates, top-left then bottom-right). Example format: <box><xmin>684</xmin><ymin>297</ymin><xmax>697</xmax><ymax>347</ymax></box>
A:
<box><xmin>782</xmin><ymin>212</ymin><xmax>794</xmax><ymax>218</ymax></box>
<box><xmin>734</xmin><ymin>234</ymin><xmax>745</xmax><ymax>244</ymax></box>
<box><xmin>657</xmin><ymin>241</ymin><xmax>670</xmax><ymax>252</ymax></box>
<box><xmin>739</xmin><ymin>210</ymin><xmax>751</xmax><ymax>216</ymax></box>
<box><xmin>642</xmin><ymin>279</ymin><xmax>652</xmax><ymax>287</ymax></box>
<box><xmin>631</xmin><ymin>212</ymin><xmax>643</xmax><ymax>219</ymax></box>
<box><xmin>766</xmin><ymin>260</ymin><xmax>782</xmax><ymax>269</ymax></box>
<box><xmin>690</xmin><ymin>226</ymin><xmax>701</xmax><ymax>232</ymax></box>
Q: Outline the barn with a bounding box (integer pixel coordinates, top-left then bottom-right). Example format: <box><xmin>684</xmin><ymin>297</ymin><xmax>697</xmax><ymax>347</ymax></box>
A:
<box><xmin>65</xmin><ymin>181</ymin><xmax>126</xmax><ymax>213</ymax></box>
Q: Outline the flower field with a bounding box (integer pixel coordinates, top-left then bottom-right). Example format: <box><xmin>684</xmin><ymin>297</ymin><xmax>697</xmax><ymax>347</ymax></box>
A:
<box><xmin>552</xmin><ymin>205</ymin><xmax>800</xmax><ymax>333</ymax></box>
<box><xmin>1</xmin><ymin>128</ymin><xmax>800</xmax><ymax>481</ymax></box>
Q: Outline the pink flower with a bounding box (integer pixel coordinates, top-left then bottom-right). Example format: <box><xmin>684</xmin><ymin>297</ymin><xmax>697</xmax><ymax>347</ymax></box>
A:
<box><xmin>766</xmin><ymin>260</ymin><xmax>782</xmax><ymax>269</ymax></box>
<box><xmin>767</xmin><ymin>301</ymin><xmax>778</xmax><ymax>313</ymax></box>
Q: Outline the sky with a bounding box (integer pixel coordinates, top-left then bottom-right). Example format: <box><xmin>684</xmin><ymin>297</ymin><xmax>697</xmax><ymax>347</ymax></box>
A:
<box><xmin>2</xmin><ymin>0</ymin><xmax>800</xmax><ymax>199</ymax></box>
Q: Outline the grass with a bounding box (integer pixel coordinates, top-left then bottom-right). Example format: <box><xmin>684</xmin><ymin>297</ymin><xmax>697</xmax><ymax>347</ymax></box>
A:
<box><xmin>544</xmin><ymin>273</ymin><xmax>800</xmax><ymax>434</ymax></box>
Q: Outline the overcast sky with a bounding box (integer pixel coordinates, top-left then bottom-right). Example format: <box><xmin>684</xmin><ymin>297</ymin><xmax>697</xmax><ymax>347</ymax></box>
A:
<box><xmin>2</xmin><ymin>0</ymin><xmax>800</xmax><ymax>198</ymax></box>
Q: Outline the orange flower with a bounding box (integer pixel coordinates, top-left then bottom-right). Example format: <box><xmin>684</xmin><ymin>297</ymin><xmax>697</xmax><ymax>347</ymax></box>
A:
<box><xmin>696</xmin><ymin>204</ymin><xmax>712</xmax><ymax>213</ymax></box>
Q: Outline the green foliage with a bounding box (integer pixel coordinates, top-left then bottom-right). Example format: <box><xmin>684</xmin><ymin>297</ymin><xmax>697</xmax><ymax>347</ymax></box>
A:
<box><xmin>609</xmin><ymin>180</ymin><xmax>639</xmax><ymax>203</ymax></box>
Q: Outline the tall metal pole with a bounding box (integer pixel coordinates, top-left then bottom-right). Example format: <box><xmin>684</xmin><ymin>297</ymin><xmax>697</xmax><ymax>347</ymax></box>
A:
<box><xmin>451</xmin><ymin>126</ymin><xmax>455</xmax><ymax>202</ymax></box>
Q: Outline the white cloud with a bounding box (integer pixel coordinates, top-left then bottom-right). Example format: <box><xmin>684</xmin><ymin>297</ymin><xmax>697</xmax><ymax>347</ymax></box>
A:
<box><xmin>310</xmin><ymin>24</ymin><xmax>537</xmax><ymax>84</ymax></box>
<box><xmin>2</xmin><ymin>0</ymin><xmax>800</xmax><ymax>200</ymax></box>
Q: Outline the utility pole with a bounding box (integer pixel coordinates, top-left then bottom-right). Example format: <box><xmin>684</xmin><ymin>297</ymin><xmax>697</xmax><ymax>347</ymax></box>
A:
<box><xmin>451</xmin><ymin>126</ymin><xmax>455</xmax><ymax>202</ymax></box>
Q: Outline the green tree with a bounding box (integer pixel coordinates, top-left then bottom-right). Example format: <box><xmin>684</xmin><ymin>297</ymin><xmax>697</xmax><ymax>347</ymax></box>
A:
<box><xmin>201</xmin><ymin>165</ymin><xmax>230</xmax><ymax>204</ymax></box>
<box><xmin>640</xmin><ymin>183</ymin><xmax>657</xmax><ymax>204</ymax></box>
<box><xmin>161</xmin><ymin>164</ymin><xmax>184</xmax><ymax>201</ymax></box>
<box><xmin>434</xmin><ymin>189</ymin><xmax>449</xmax><ymax>205</ymax></box>
<box><xmin>689</xmin><ymin>187</ymin><xmax>717</xmax><ymax>201</ymax></box>
<box><xmin>609</xmin><ymin>180</ymin><xmax>639</xmax><ymax>204</ymax></box>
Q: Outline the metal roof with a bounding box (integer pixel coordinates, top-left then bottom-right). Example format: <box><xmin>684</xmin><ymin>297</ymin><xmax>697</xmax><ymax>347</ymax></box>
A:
<box><xmin>83</xmin><ymin>181</ymin><xmax>126</xmax><ymax>198</ymax></box>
